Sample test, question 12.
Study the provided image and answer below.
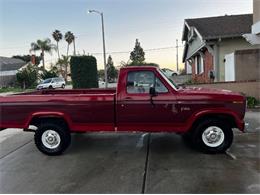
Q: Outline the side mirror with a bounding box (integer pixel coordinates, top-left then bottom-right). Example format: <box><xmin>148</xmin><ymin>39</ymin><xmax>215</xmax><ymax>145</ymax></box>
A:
<box><xmin>149</xmin><ymin>86</ymin><xmax>157</xmax><ymax>97</ymax></box>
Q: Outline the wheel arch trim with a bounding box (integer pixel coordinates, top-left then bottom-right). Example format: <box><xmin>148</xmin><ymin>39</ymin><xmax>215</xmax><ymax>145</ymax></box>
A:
<box><xmin>26</xmin><ymin>112</ymin><xmax>73</xmax><ymax>129</ymax></box>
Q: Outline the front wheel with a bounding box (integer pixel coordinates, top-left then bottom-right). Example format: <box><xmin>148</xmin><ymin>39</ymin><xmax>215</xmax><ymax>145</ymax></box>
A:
<box><xmin>191</xmin><ymin>119</ymin><xmax>233</xmax><ymax>154</ymax></box>
<box><xmin>34</xmin><ymin>122</ymin><xmax>71</xmax><ymax>155</ymax></box>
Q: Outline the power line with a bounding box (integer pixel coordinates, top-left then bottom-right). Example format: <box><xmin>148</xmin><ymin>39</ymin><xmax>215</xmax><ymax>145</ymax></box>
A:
<box><xmin>90</xmin><ymin>45</ymin><xmax>184</xmax><ymax>55</ymax></box>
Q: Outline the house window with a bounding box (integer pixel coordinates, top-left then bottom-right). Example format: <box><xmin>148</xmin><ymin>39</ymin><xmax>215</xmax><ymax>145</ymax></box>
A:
<box><xmin>195</xmin><ymin>55</ymin><xmax>204</xmax><ymax>74</ymax></box>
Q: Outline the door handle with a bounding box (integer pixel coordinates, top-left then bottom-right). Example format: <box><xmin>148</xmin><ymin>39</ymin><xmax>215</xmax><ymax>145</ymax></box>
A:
<box><xmin>123</xmin><ymin>97</ymin><xmax>132</xmax><ymax>101</ymax></box>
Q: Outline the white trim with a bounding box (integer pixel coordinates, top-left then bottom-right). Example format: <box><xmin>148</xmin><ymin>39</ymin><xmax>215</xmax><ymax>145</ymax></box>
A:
<box><xmin>252</xmin><ymin>21</ymin><xmax>260</xmax><ymax>34</ymax></box>
<box><xmin>186</xmin><ymin>42</ymin><xmax>206</xmax><ymax>60</ymax></box>
<box><xmin>243</xmin><ymin>33</ymin><xmax>260</xmax><ymax>45</ymax></box>
<box><xmin>182</xmin><ymin>21</ymin><xmax>191</xmax><ymax>41</ymax></box>
<box><xmin>194</xmin><ymin>27</ymin><xmax>204</xmax><ymax>42</ymax></box>
<box><xmin>195</xmin><ymin>56</ymin><xmax>198</xmax><ymax>74</ymax></box>
<box><xmin>194</xmin><ymin>55</ymin><xmax>204</xmax><ymax>75</ymax></box>
<box><xmin>200</xmin><ymin>55</ymin><xmax>204</xmax><ymax>74</ymax></box>
<box><xmin>0</xmin><ymin>70</ymin><xmax>17</xmax><ymax>76</ymax></box>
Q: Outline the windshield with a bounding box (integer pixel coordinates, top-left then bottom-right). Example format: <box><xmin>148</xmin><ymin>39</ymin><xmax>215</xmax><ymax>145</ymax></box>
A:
<box><xmin>158</xmin><ymin>69</ymin><xmax>179</xmax><ymax>90</ymax></box>
<box><xmin>41</xmin><ymin>78</ymin><xmax>52</xmax><ymax>84</ymax></box>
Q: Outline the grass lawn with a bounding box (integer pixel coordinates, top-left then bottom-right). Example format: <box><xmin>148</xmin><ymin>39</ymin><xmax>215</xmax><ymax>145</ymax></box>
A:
<box><xmin>0</xmin><ymin>87</ymin><xmax>34</xmax><ymax>93</ymax></box>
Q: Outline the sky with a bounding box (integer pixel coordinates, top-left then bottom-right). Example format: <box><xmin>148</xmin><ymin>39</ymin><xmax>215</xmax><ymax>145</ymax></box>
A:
<box><xmin>0</xmin><ymin>0</ymin><xmax>253</xmax><ymax>70</ymax></box>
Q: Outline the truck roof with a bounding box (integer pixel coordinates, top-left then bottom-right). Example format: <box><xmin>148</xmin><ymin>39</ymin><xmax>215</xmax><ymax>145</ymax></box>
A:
<box><xmin>120</xmin><ymin>66</ymin><xmax>158</xmax><ymax>70</ymax></box>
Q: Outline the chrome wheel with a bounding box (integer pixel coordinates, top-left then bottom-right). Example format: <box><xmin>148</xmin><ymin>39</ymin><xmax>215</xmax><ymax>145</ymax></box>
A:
<box><xmin>202</xmin><ymin>126</ymin><xmax>225</xmax><ymax>147</ymax></box>
<box><xmin>41</xmin><ymin>130</ymin><xmax>61</xmax><ymax>149</ymax></box>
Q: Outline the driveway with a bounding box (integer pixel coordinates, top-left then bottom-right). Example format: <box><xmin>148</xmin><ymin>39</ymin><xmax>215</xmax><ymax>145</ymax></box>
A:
<box><xmin>0</xmin><ymin>111</ymin><xmax>259</xmax><ymax>193</ymax></box>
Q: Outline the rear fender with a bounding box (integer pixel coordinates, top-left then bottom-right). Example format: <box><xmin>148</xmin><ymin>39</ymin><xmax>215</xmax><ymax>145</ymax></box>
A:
<box><xmin>26</xmin><ymin>112</ymin><xmax>72</xmax><ymax>129</ymax></box>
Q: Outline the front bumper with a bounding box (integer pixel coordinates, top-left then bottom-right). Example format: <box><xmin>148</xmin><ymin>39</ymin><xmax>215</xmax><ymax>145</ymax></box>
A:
<box><xmin>244</xmin><ymin>122</ymin><xmax>249</xmax><ymax>132</ymax></box>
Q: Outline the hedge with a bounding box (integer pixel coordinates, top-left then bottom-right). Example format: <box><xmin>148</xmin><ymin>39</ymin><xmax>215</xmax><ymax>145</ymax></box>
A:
<box><xmin>70</xmin><ymin>55</ymin><xmax>98</xmax><ymax>89</ymax></box>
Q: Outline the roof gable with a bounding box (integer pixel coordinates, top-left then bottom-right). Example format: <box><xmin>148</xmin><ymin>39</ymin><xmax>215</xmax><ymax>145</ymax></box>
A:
<box><xmin>0</xmin><ymin>56</ymin><xmax>27</xmax><ymax>71</ymax></box>
<box><xmin>184</xmin><ymin>14</ymin><xmax>253</xmax><ymax>40</ymax></box>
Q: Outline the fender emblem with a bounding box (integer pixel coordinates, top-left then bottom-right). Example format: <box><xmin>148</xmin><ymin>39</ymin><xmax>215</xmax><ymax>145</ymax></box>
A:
<box><xmin>181</xmin><ymin>107</ymin><xmax>190</xmax><ymax>111</ymax></box>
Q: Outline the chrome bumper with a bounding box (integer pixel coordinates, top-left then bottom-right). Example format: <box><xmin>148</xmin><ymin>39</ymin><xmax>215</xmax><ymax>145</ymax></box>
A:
<box><xmin>244</xmin><ymin>122</ymin><xmax>249</xmax><ymax>132</ymax></box>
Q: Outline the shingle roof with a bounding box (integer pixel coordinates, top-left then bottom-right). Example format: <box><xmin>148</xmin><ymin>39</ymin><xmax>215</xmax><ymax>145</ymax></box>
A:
<box><xmin>185</xmin><ymin>14</ymin><xmax>253</xmax><ymax>40</ymax></box>
<box><xmin>0</xmin><ymin>56</ymin><xmax>26</xmax><ymax>71</ymax></box>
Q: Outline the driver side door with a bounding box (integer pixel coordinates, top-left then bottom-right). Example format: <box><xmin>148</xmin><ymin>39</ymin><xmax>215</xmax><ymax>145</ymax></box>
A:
<box><xmin>117</xmin><ymin>70</ymin><xmax>178</xmax><ymax>132</ymax></box>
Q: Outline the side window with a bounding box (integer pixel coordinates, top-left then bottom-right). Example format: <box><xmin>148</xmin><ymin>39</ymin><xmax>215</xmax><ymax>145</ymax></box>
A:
<box><xmin>155</xmin><ymin>77</ymin><xmax>168</xmax><ymax>93</ymax></box>
<box><xmin>127</xmin><ymin>71</ymin><xmax>155</xmax><ymax>94</ymax></box>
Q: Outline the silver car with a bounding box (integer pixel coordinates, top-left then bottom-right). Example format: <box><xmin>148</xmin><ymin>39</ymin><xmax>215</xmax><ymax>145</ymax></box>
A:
<box><xmin>37</xmin><ymin>77</ymin><xmax>65</xmax><ymax>90</ymax></box>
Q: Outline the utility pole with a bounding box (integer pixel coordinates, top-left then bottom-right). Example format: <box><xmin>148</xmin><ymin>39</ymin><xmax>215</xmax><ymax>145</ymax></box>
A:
<box><xmin>176</xmin><ymin>39</ymin><xmax>179</xmax><ymax>72</ymax></box>
<box><xmin>73</xmin><ymin>37</ymin><xmax>76</xmax><ymax>56</ymax></box>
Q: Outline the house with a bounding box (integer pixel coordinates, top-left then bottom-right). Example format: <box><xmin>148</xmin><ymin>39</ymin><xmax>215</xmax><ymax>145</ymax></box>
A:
<box><xmin>182</xmin><ymin>14</ymin><xmax>259</xmax><ymax>83</ymax></box>
<box><xmin>243</xmin><ymin>0</ymin><xmax>260</xmax><ymax>45</ymax></box>
<box><xmin>0</xmin><ymin>56</ymin><xmax>27</xmax><ymax>87</ymax></box>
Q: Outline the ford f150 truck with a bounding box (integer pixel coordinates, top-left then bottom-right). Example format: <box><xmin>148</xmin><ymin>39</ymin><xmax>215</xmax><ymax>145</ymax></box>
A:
<box><xmin>0</xmin><ymin>66</ymin><xmax>246</xmax><ymax>155</ymax></box>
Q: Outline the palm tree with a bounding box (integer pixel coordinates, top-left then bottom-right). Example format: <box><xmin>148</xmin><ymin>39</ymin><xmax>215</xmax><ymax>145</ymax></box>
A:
<box><xmin>56</xmin><ymin>55</ymin><xmax>70</xmax><ymax>81</ymax></box>
<box><xmin>52</xmin><ymin>30</ymin><xmax>63</xmax><ymax>59</ymax></box>
<box><xmin>64</xmin><ymin>31</ymin><xmax>75</xmax><ymax>57</ymax></box>
<box><xmin>30</xmin><ymin>38</ymin><xmax>56</xmax><ymax>70</ymax></box>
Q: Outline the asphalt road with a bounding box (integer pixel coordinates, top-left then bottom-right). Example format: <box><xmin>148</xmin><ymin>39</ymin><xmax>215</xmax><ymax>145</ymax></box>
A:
<box><xmin>0</xmin><ymin>111</ymin><xmax>259</xmax><ymax>193</ymax></box>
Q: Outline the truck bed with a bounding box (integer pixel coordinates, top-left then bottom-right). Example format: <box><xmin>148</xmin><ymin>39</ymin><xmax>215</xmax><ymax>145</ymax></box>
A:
<box><xmin>14</xmin><ymin>88</ymin><xmax>117</xmax><ymax>95</ymax></box>
<box><xmin>0</xmin><ymin>89</ymin><xmax>117</xmax><ymax>131</ymax></box>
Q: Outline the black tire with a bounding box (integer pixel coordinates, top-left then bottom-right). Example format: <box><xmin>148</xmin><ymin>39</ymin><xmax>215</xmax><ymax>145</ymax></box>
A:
<box><xmin>172</xmin><ymin>73</ymin><xmax>178</xmax><ymax>76</ymax></box>
<box><xmin>61</xmin><ymin>84</ymin><xmax>65</xmax><ymax>89</ymax></box>
<box><xmin>34</xmin><ymin>122</ymin><xmax>71</xmax><ymax>155</ymax></box>
<box><xmin>48</xmin><ymin>85</ymin><xmax>53</xmax><ymax>89</ymax></box>
<box><xmin>191</xmin><ymin>119</ymin><xmax>233</xmax><ymax>154</ymax></box>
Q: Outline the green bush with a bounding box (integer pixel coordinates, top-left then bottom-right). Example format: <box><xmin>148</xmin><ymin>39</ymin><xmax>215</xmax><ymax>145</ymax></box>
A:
<box><xmin>246</xmin><ymin>96</ymin><xmax>259</xmax><ymax>108</ymax></box>
<box><xmin>16</xmin><ymin>63</ymin><xmax>38</xmax><ymax>89</ymax></box>
<box><xmin>40</xmin><ymin>67</ymin><xmax>58</xmax><ymax>80</ymax></box>
<box><xmin>70</xmin><ymin>55</ymin><xmax>98</xmax><ymax>89</ymax></box>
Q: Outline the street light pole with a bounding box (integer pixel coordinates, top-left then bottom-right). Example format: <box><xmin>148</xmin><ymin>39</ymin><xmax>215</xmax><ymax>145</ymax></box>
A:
<box><xmin>88</xmin><ymin>10</ymin><xmax>108</xmax><ymax>88</ymax></box>
<box><xmin>101</xmin><ymin>13</ymin><xmax>108</xmax><ymax>88</ymax></box>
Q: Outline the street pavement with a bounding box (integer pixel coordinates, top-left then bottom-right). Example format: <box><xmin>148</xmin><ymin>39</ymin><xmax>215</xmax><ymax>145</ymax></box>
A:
<box><xmin>0</xmin><ymin>110</ymin><xmax>259</xmax><ymax>193</ymax></box>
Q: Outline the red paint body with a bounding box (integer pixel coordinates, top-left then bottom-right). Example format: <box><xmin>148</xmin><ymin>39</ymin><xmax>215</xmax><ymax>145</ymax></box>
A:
<box><xmin>0</xmin><ymin>66</ymin><xmax>246</xmax><ymax>133</ymax></box>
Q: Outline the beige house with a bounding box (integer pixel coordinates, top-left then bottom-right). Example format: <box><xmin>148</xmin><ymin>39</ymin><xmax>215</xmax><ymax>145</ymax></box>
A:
<box><xmin>243</xmin><ymin>0</ymin><xmax>260</xmax><ymax>45</ymax></box>
<box><xmin>182</xmin><ymin>14</ymin><xmax>259</xmax><ymax>83</ymax></box>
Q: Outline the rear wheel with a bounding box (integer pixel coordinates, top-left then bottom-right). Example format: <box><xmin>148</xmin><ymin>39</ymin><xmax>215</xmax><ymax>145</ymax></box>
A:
<box><xmin>34</xmin><ymin>122</ymin><xmax>71</xmax><ymax>155</ymax></box>
<box><xmin>61</xmin><ymin>84</ymin><xmax>65</xmax><ymax>88</ymax></box>
<box><xmin>191</xmin><ymin>119</ymin><xmax>233</xmax><ymax>154</ymax></box>
<box><xmin>48</xmin><ymin>85</ymin><xmax>53</xmax><ymax>89</ymax></box>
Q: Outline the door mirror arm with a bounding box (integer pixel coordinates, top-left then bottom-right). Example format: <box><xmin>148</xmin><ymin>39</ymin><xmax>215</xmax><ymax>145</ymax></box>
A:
<box><xmin>149</xmin><ymin>87</ymin><xmax>157</xmax><ymax>106</ymax></box>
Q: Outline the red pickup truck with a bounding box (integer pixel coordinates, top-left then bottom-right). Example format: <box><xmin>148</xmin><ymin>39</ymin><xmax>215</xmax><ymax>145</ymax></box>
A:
<box><xmin>0</xmin><ymin>66</ymin><xmax>246</xmax><ymax>155</ymax></box>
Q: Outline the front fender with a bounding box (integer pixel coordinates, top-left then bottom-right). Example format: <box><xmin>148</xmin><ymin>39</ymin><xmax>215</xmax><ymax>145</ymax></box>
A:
<box><xmin>188</xmin><ymin>109</ymin><xmax>244</xmax><ymax>131</ymax></box>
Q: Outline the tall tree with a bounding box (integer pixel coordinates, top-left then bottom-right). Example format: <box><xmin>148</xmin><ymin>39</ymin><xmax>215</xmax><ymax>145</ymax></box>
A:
<box><xmin>56</xmin><ymin>55</ymin><xmax>70</xmax><ymax>81</ymax></box>
<box><xmin>64</xmin><ymin>31</ymin><xmax>75</xmax><ymax>57</ymax></box>
<box><xmin>52</xmin><ymin>30</ymin><xmax>63</xmax><ymax>59</ymax></box>
<box><xmin>30</xmin><ymin>38</ymin><xmax>56</xmax><ymax>70</ymax></box>
<box><xmin>130</xmin><ymin>39</ymin><xmax>145</xmax><ymax>65</ymax></box>
<box><xmin>106</xmin><ymin>55</ymin><xmax>118</xmax><ymax>82</ymax></box>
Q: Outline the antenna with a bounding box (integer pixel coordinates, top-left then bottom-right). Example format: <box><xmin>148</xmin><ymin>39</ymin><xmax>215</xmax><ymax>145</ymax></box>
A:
<box><xmin>176</xmin><ymin>39</ymin><xmax>179</xmax><ymax>72</ymax></box>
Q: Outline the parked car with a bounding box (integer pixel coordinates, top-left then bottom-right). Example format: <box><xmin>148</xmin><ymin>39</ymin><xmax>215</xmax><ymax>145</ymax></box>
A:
<box><xmin>37</xmin><ymin>77</ymin><xmax>65</xmax><ymax>90</ymax></box>
<box><xmin>0</xmin><ymin>66</ymin><xmax>246</xmax><ymax>155</ymax></box>
<box><xmin>161</xmin><ymin>68</ymin><xmax>179</xmax><ymax>77</ymax></box>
